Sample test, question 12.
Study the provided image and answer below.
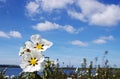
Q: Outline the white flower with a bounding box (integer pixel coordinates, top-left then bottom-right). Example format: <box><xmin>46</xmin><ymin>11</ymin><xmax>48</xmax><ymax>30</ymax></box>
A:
<box><xmin>19</xmin><ymin>47</ymin><xmax>25</xmax><ymax>56</ymax></box>
<box><xmin>4</xmin><ymin>76</ymin><xmax>9</xmax><ymax>79</ymax></box>
<box><xmin>19</xmin><ymin>34</ymin><xmax>53</xmax><ymax>72</ymax></box>
<box><xmin>53</xmin><ymin>60</ymin><xmax>58</xmax><ymax>66</ymax></box>
<box><xmin>20</xmin><ymin>50</ymin><xmax>45</xmax><ymax>72</ymax></box>
<box><xmin>30</xmin><ymin>34</ymin><xmax>53</xmax><ymax>52</ymax></box>
<box><xmin>67</xmin><ymin>77</ymin><xmax>72</xmax><ymax>79</ymax></box>
<box><xmin>19</xmin><ymin>41</ymin><xmax>34</xmax><ymax>56</ymax></box>
<box><xmin>11</xmin><ymin>75</ymin><xmax>15</xmax><ymax>79</ymax></box>
<box><xmin>75</xmin><ymin>67</ymin><xmax>79</xmax><ymax>73</ymax></box>
<box><xmin>19</xmin><ymin>34</ymin><xmax>53</xmax><ymax>56</ymax></box>
<box><xmin>95</xmin><ymin>73</ymin><xmax>98</xmax><ymax>76</ymax></box>
<box><xmin>31</xmin><ymin>34</ymin><xmax>41</xmax><ymax>44</ymax></box>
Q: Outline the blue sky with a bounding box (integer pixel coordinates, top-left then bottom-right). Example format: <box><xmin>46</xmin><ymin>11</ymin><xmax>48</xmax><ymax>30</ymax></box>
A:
<box><xmin>0</xmin><ymin>0</ymin><xmax>120</xmax><ymax>67</ymax></box>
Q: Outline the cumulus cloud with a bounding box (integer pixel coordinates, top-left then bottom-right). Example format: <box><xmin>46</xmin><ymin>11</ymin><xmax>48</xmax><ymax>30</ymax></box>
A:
<box><xmin>63</xmin><ymin>25</ymin><xmax>78</xmax><ymax>34</ymax></box>
<box><xmin>68</xmin><ymin>10</ymin><xmax>86</xmax><ymax>22</ymax></box>
<box><xmin>33</xmin><ymin>21</ymin><xmax>83</xmax><ymax>34</ymax></box>
<box><xmin>41</xmin><ymin>0</ymin><xmax>74</xmax><ymax>11</ymax></box>
<box><xmin>93</xmin><ymin>39</ymin><xmax>106</xmax><ymax>44</ymax></box>
<box><xmin>68</xmin><ymin>0</ymin><xmax>120</xmax><ymax>26</ymax></box>
<box><xmin>0</xmin><ymin>31</ymin><xmax>22</xmax><ymax>38</ymax></box>
<box><xmin>100</xmin><ymin>35</ymin><xmax>114</xmax><ymax>40</ymax></box>
<box><xmin>63</xmin><ymin>25</ymin><xmax>84</xmax><ymax>34</ymax></box>
<box><xmin>26</xmin><ymin>1</ymin><xmax>39</xmax><ymax>16</ymax></box>
<box><xmin>93</xmin><ymin>35</ymin><xmax>114</xmax><ymax>44</ymax></box>
<box><xmin>25</xmin><ymin>0</ymin><xmax>120</xmax><ymax>26</ymax></box>
<box><xmin>25</xmin><ymin>0</ymin><xmax>74</xmax><ymax>15</ymax></box>
<box><xmin>33</xmin><ymin>21</ymin><xmax>60</xmax><ymax>31</ymax></box>
<box><xmin>70</xmin><ymin>40</ymin><xmax>88</xmax><ymax>47</ymax></box>
<box><xmin>90</xmin><ymin>5</ymin><xmax>120</xmax><ymax>26</ymax></box>
<box><xmin>9</xmin><ymin>31</ymin><xmax>22</xmax><ymax>38</ymax></box>
<box><xmin>0</xmin><ymin>31</ymin><xmax>9</xmax><ymax>38</ymax></box>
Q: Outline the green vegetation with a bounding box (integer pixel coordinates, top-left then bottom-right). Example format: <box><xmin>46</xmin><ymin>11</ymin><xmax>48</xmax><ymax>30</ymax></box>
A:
<box><xmin>0</xmin><ymin>51</ymin><xmax>120</xmax><ymax>79</ymax></box>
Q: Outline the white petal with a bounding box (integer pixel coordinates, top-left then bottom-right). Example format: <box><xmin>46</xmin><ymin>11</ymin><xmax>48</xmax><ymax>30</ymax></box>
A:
<box><xmin>38</xmin><ymin>56</ymin><xmax>45</xmax><ymax>63</ymax></box>
<box><xmin>25</xmin><ymin>41</ymin><xmax>33</xmax><ymax>49</ymax></box>
<box><xmin>21</xmin><ymin>53</ymin><xmax>31</xmax><ymax>62</ymax></box>
<box><xmin>30</xmin><ymin>50</ymin><xmax>42</xmax><ymax>59</ymax></box>
<box><xmin>34</xmin><ymin>65</ymin><xmax>40</xmax><ymax>71</ymax></box>
<box><xmin>43</xmin><ymin>39</ymin><xmax>53</xmax><ymax>47</ymax></box>
<box><xmin>40</xmin><ymin>39</ymin><xmax>53</xmax><ymax>51</ymax></box>
<box><xmin>20</xmin><ymin>62</ymin><xmax>29</xmax><ymax>69</ymax></box>
<box><xmin>23</xmin><ymin>66</ymin><xmax>33</xmax><ymax>72</ymax></box>
<box><xmin>31</xmin><ymin>34</ymin><xmax>41</xmax><ymax>44</ymax></box>
<box><xmin>38</xmin><ymin>61</ymin><xmax>45</xmax><ymax>72</ymax></box>
<box><xmin>29</xmin><ymin>66</ymin><xmax>36</xmax><ymax>72</ymax></box>
<box><xmin>19</xmin><ymin>47</ymin><xmax>25</xmax><ymax>56</ymax></box>
<box><xmin>53</xmin><ymin>60</ymin><xmax>58</xmax><ymax>66</ymax></box>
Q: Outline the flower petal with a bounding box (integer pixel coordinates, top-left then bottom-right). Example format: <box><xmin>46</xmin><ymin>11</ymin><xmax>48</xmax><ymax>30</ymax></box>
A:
<box><xmin>20</xmin><ymin>49</ymin><xmax>45</xmax><ymax>72</ymax></box>
<box><xmin>40</xmin><ymin>39</ymin><xmax>53</xmax><ymax>51</ymax></box>
<box><xmin>21</xmin><ymin>53</ymin><xmax>31</xmax><ymax>62</ymax></box>
<box><xmin>30</xmin><ymin>50</ymin><xmax>43</xmax><ymax>59</ymax></box>
<box><xmin>19</xmin><ymin>47</ymin><xmax>25</xmax><ymax>56</ymax></box>
<box><xmin>20</xmin><ymin>62</ymin><xmax>29</xmax><ymax>69</ymax></box>
<box><xmin>31</xmin><ymin>34</ymin><xmax>41</xmax><ymax>44</ymax></box>
<box><xmin>25</xmin><ymin>41</ymin><xmax>33</xmax><ymax>49</ymax></box>
<box><xmin>38</xmin><ymin>61</ymin><xmax>45</xmax><ymax>72</ymax></box>
<box><xmin>23</xmin><ymin>66</ymin><xmax>33</xmax><ymax>72</ymax></box>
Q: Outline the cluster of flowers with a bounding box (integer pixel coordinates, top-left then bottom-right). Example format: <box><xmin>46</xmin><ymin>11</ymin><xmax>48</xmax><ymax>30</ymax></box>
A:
<box><xmin>19</xmin><ymin>34</ymin><xmax>53</xmax><ymax>72</ymax></box>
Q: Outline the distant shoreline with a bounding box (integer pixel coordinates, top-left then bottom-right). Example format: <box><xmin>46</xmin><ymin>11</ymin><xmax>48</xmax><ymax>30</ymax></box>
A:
<box><xmin>0</xmin><ymin>65</ymin><xmax>20</xmax><ymax>68</ymax></box>
<box><xmin>0</xmin><ymin>65</ymin><xmax>120</xmax><ymax>69</ymax></box>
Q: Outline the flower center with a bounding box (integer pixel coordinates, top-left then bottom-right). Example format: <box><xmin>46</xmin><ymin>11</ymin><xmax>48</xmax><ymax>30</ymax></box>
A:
<box><xmin>28</xmin><ymin>58</ymin><xmax>38</xmax><ymax>66</ymax></box>
<box><xmin>36</xmin><ymin>43</ymin><xmax>44</xmax><ymax>50</ymax></box>
<box><xmin>26</xmin><ymin>49</ymin><xmax>31</xmax><ymax>52</ymax></box>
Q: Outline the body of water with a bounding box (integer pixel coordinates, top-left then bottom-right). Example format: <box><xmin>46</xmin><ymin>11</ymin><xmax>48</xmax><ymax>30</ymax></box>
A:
<box><xmin>0</xmin><ymin>67</ymin><xmax>76</xmax><ymax>77</ymax></box>
<box><xmin>0</xmin><ymin>67</ymin><xmax>22</xmax><ymax>77</ymax></box>
<box><xmin>0</xmin><ymin>67</ymin><xmax>96</xmax><ymax>77</ymax></box>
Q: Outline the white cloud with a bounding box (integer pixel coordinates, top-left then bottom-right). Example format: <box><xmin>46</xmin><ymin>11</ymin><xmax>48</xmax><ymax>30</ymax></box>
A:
<box><xmin>63</xmin><ymin>25</ymin><xmax>77</xmax><ymax>34</ymax></box>
<box><xmin>9</xmin><ymin>31</ymin><xmax>22</xmax><ymax>38</ymax></box>
<box><xmin>0</xmin><ymin>31</ymin><xmax>22</xmax><ymax>38</ymax></box>
<box><xmin>90</xmin><ymin>5</ymin><xmax>120</xmax><ymax>26</ymax></box>
<box><xmin>68</xmin><ymin>10</ymin><xmax>86</xmax><ymax>22</ymax></box>
<box><xmin>41</xmin><ymin>0</ymin><xmax>74</xmax><ymax>11</ymax></box>
<box><xmin>100</xmin><ymin>35</ymin><xmax>114</xmax><ymax>40</ymax></box>
<box><xmin>26</xmin><ymin>1</ymin><xmax>39</xmax><ymax>16</ymax></box>
<box><xmin>25</xmin><ymin>0</ymin><xmax>120</xmax><ymax>26</ymax></box>
<box><xmin>70</xmin><ymin>40</ymin><xmax>88</xmax><ymax>47</ymax></box>
<box><xmin>33</xmin><ymin>21</ymin><xmax>60</xmax><ymax>31</ymax></box>
<box><xmin>68</xmin><ymin>0</ymin><xmax>120</xmax><ymax>26</ymax></box>
<box><xmin>33</xmin><ymin>21</ymin><xmax>83</xmax><ymax>34</ymax></box>
<box><xmin>63</xmin><ymin>25</ymin><xmax>83</xmax><ymax>34</ymax></box>
<box><xmin>0</xmin><ymin>31</ymin><xmax>9</xmax><ymax>38</ymax></box>
<box><xmin>93</xmin><ymin>35</ymin><xmax>114</xmax><ymax>44</ymax></box>
<box><xmin>26</xmin><ymin>0</ymin><xmax>74</xmax><ymax>15</ymax></box>
<box><xmin>93</xmin><ymin>39</ymin><xmax>106</xmax><ymax>44</ymax></box>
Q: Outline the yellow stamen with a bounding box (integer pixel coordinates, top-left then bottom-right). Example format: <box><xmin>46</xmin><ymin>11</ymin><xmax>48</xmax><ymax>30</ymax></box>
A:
<box><xmin>36</xmin><ymin>43</ymin><xmax>44</xmax><ymax>50</ymax></box>
<box><xmin>28</xmin><ymin>58</ymin><xmax>38</xmax><ymax>66</ymax></box>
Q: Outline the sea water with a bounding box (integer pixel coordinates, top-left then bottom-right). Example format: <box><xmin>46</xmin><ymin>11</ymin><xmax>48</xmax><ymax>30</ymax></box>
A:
<box><xmin>1</xmin><ymin>67</ymin><xmax>75</xmax><ymax>77</ymax></box>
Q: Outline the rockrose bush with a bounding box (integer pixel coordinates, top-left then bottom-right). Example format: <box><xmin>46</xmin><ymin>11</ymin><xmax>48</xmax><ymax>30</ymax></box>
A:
<box><xmin>18</xmin><ymin>34</ymin><xmax>53</xmax><ymax>79</ymax></box>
